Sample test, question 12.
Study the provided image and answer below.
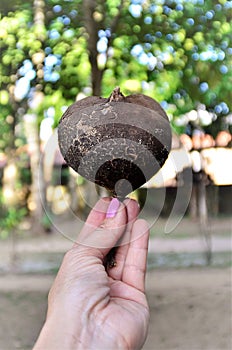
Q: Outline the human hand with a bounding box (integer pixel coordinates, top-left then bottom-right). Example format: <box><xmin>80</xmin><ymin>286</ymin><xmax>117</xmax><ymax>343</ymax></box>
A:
<box><xmin>34</xmin><ymin>197</ymin><xmax>150</xmax><ymax>350</ymax></box>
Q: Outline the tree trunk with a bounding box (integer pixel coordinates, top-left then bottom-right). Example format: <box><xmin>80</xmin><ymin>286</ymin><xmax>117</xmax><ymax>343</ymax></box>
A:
<box><xmin>198</xmin><ymin>172</ymin><xmax>212</xmax><ymax>265</ymax></box>
<box><xmin>198</xmin><ymin>179</ymin><xmax>208</xmax><ymax>226</ymax></box>
<box><xmin>24</xmin><ymin>114</ymin><xmax>45</xmax><ymax>232</ymax></box>
<box><xmin>83</xmin><ymin>0</ymin><xmax>124</xmax><ymax>96</ymax></box>
<box><xmin>83</xmin><ymin>0</ymin><xmax>103</xmax><ymax>95</ymax></box>
<box><xmin>189</xmin><ymin>183</ymin><xmax>198</xmax><ymax>220</ymax></box>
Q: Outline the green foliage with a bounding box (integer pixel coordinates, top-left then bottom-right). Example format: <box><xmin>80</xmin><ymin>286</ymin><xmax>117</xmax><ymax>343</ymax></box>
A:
<box><xmin>0</xmin><ymin>190</ymin><xmax>27</xmax><ymax>238</ymax></box>
<box><xmin>41</xmin><ymin>212</ymin><xmax>52</xmax><ymax>232</ymax></box>
<box><xmin>110</xmin><ymin>0</ymin><xmax>231</xmax><ymax>115</ymax></box>
<box><xmin>1</xmin><ymin>0</ymin><xmax>231</xmax><ymax>140</ymax></box>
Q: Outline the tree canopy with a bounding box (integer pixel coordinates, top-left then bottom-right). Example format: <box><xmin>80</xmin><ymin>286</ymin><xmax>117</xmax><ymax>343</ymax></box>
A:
<box><xmin>0</xmin><ymin>0</ymin><xmax>231</xmax><ymax>152</ymax></box>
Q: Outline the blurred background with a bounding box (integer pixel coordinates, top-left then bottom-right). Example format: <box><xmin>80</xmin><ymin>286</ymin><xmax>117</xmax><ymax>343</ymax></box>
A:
<box><xmin>0</xmin><ymin>0</ymin><xmax>231</xmax><ymax>349</ymax></box>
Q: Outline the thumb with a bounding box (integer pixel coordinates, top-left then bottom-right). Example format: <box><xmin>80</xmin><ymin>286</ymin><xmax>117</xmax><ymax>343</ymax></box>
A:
<box><xmin>76</xmin><ymin>198</ymin><xmax>127</xmax><ymax>256</ymax></box>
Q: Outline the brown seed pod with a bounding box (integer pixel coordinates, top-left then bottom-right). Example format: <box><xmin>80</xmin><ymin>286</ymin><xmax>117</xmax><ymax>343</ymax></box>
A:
<box><xmin>58</xmin><ymin>87</ymin><xmax>171</xmax><ymax>198</ymax></box>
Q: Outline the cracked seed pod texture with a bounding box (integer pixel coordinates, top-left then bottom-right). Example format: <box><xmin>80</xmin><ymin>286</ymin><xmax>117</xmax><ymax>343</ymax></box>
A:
<box><xmin>58</xmin><ymin>87</ymin><xmax>172</xmax><ymax>198</ymax></box>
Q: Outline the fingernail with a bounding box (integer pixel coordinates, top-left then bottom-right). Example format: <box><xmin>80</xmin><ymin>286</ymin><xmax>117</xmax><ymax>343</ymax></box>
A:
<box><xmin>106</xmin><ymin>198</ymin><xmax>120</xmax><ymax>218</ymax></box>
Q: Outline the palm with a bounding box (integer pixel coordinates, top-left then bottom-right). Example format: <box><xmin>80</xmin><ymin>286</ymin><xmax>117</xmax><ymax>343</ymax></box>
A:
<box><xmin>84</xmin><ymin>266</ymin><xmax>149</xmax><ymax>350</ymax></box>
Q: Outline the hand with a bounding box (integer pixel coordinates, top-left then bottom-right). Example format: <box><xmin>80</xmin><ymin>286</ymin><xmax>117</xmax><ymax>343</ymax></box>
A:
<box><xmin>34</xmin><ymin>197</ymin><xmax>150</xmax><ymax>350</ymax></box>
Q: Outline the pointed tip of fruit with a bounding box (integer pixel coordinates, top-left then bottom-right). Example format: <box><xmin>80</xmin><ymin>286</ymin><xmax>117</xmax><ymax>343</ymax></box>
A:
<box><xmin>108</xmin><ymin>86</ymin><xmax>125</xmax><ymax>102</ymax></box>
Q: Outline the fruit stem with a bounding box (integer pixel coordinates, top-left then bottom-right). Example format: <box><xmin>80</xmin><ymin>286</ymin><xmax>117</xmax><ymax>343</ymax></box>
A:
<box><xmin>108</xmin><ymin>86</ymin><xmax>125</xmax><ymax>102</ymax></box>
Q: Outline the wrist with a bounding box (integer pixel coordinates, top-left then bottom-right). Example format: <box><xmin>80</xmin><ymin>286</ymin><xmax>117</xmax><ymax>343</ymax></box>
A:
<box><xmin>33</xmin><ymin>317</ymin><xmax>83</xmax><ymax>350</ymax></box>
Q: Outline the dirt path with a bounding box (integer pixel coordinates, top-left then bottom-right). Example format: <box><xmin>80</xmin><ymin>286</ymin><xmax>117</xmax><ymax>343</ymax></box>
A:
<box><xmin>0</xmin><ymin>268</ymin><xmax>231</xmax><ymax>350</ymax></box>
<box><xmin>144</xmin><ymin>268</ymin><xmax>231</xmax><ymax>350</ymax></box>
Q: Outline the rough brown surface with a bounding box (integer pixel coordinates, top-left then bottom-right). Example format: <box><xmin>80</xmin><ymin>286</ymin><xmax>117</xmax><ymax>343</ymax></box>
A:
<box><xmin>58</xmin><ymin>88</ymin><xmax>171</xmax><ymax>197</ymax></box>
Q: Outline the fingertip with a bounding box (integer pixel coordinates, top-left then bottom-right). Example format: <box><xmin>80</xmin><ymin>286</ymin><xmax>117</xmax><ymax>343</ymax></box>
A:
<box><xmin>101</xmin><ymin>197</ymin><xmax>112</xmax><ymax>203</ymax></box>
<box><xmin>106</xmin><ymin>198</ymin><xmax>121</xmax><ymax>218</ymax></box>
<box><xmin>85</xmin><ymin>197</ymin><xmax>111</xmax><ymax>227</ymax></box>
<box><xmin>123</xmin><ymin>198</ymin><xmax>140</xmax><ymax>221</ymax></box>
<box><xmin>123</xmin><ymin>197</ymin><xmax>140</xmax><ymax>208</ymax></box>
<box><xmin>103</xmin><ymin>200</ymin><xmax>127</xmax><ymax>228</ymax></box>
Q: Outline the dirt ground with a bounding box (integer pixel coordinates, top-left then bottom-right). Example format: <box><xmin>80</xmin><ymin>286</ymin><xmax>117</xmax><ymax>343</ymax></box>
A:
<box><xmin>0</xmin><ymin>268</ymin><xmax>231</xmax><ymax>350</ymax></box>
